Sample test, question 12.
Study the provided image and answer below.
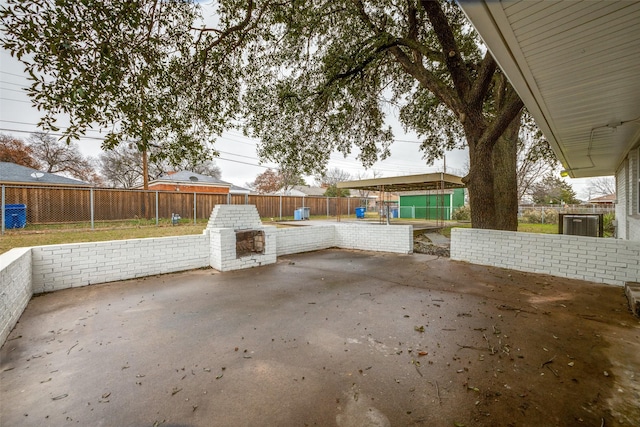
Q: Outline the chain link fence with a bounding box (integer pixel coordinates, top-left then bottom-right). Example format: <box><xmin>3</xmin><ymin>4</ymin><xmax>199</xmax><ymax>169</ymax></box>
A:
<box><xmin>1</xmin><ymin>184</ymin><xmax>360</xmax><ymax>234</ymax></box>
<box><xmin>518</xmin><ymin>205</ymin><xmax>615</xmax><ymax>225</ymax></box>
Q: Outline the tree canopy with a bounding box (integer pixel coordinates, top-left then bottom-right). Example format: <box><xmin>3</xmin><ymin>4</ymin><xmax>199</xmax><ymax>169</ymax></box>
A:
<box><xmin>530</xmin><ymin>173</ymin><xmax>580</xmax><ymax>205</ymax></box>
<box><xmin>1</xmin><ymin>1</ymin><xmax>539</xmax><ymax>229</ymax></box>
<box><xmin>0</xmin><ymin>133</ymin><xmax>40</xmax><ymax>169</ymax></box>
<box><xmin>0</xmin><ymin>0</ymin><xmax>244</xmax><ymax>164</ymax></box>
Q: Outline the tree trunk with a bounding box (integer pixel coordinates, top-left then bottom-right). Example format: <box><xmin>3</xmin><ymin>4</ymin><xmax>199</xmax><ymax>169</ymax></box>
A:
<box><xmin>464</xmin><ymin>140</ymin><xmax>497</xmax><ymax>229</ymax></box>
<box><xmin>492</xmin><ymin>110</ymin><xmax>522</xmax><ymax>231</ymax></box>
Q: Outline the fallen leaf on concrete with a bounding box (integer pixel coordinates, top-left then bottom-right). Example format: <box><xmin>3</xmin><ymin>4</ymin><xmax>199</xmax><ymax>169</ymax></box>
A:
<box><xmin>52</xmin><ymin>394</ymin><xmax>68</xmax><ymax>401</ymax></box>
<box><xmin>418</xmin><ymin>351</ymin><xmax>428</xmax><ymax>356</ymax></box>
<box><xmin>102</xmin><ymin>392</ymin><xmax>111</xmax><ymax>399</ymax></box>
<box><xmin>414</xmin><ymin>326</ymin><xmax>425</xmax><ymax>333</ymax></box>
<box><xmin>216</xmin><ymin>374</ymin><xmax>223</xmax><ymax>380</ymax></box>
<box><xmin>171</xmin><ymin>387</ymin><xmax>182</xmax><ymax>396</ymax></box>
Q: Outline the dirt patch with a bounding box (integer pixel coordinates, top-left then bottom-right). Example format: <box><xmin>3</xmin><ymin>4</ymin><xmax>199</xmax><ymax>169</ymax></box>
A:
<box><xmin>414</xmin><ymin>233</ymin><xmax>450</xmax><ymax>257</ymax></box>
<box><xmin>1</xmin><ymin>249</ymin><xmax>638</xmax><ymax>426</ymax></box>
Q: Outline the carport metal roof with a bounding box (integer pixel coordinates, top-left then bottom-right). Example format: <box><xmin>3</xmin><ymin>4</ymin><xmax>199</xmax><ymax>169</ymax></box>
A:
<box><xmin>336</xmin><ymin>172</ymin><xmax>464</xmax><ymax>192</ymax></box>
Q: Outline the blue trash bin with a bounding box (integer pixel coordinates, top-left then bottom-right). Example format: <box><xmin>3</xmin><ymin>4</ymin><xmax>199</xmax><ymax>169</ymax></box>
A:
<box><xmin>390</xmin><ymin>207</ymin><xmax>399</xmax><ymax>218</ymax></box>
<box><xmin>4</xmin><ymin>204</ymin><xmax>27</xmax><ymax>229</ymax></box>
<box><xmin>355</xmin><ymin>207</ymin><xmax>366</xmax><ymax>219</ymax></box>
<box><xmin>294</xmin><ymin>209</ymin><xmax>303</xmax><ymax>221</ymax></box>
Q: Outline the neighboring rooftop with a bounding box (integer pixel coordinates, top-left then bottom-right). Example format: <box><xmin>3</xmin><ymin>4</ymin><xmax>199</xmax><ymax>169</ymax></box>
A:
<box><xmin>588</xmin><ymin>194</ymin><xmax>616</xmax><ymax>204</ymax></box>
<box><xmin>0</xmin><ymin>161</ymin><xmax>91</xmax><ymax>186</ymax></box>
<box><xmin>154</xmin><ymin>170</ymin><xmax>232</xmax><ymax>186</ymax></box>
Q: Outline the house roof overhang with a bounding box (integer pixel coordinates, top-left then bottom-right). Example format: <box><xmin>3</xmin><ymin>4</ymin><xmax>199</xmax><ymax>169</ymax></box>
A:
<box><xmin>459</xmin><ymin>0</ymin><xmax>640</xmax><ymax>178</ymax></box>
<box><xmin>337</xmin><ymin>173</ymin><xmax>464</xmax><ymax>192</ymax></box>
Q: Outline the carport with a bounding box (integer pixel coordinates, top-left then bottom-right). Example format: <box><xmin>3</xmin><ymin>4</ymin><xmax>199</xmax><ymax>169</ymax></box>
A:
<box><xmin>337</xmin><ymin>172</ymin><xmax>465</xmax><ymax>226</ymax></box>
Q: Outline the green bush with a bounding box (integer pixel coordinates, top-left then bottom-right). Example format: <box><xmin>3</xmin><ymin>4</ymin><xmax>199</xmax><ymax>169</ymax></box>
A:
<box><xmin>452</xmin><ymin>205</ymin><xmax>471</xmax><ymax>221</ymax></box>
<box><xmin>603</xmin><ymin>212</ymin><xmax>615</xmax><ymax>237</ymax></box>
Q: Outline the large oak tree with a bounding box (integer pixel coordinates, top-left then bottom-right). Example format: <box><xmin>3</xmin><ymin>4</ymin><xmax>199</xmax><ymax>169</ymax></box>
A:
<box><xmin>239</xmin><ymin>0</ymin><xmax>524</xmax><ymax>229</ymax></box>
<box><xmin>2</xmin><ymin>0</ymin><xmax>533</xmax><ymax>229</ymax></box>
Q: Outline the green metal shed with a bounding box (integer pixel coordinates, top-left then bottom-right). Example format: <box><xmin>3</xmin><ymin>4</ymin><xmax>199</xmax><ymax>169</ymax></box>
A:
<box><xmin>399</xmin><ymin>188</ymin><xmax>465</xmax><ymax>220</ymax></box>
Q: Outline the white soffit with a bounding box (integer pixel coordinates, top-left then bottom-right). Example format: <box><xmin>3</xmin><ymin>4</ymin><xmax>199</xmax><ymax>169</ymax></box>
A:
<box><xmin>460</xmin><ymin>0</ymin><xmax>640</xmax><ymax>178</ymax></box>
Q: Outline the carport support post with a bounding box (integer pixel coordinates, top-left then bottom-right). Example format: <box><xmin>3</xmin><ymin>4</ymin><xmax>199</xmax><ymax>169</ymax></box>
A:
<box><xmin>155</xmin><ymin>192</ymin><xmax>159</xmax><ymax>226</ymax></box>
<box><xmin>1</xmin><ymin>184</ymin><xmax>5</xmax><ymax>235</ymax></box>
<box><xmin>90</xmin><ymin>188</ymin><xmax>94</xmax><ymax>230</ymax></box>
<box><xmin>279</xmin><ymin>195</ymin><xmax>282</xmax><ymax>220</ymax></box>
<box><xmin>326</xmin><ymin>197</ymin><xmax>329</xmax><ymax>217</ymax></box>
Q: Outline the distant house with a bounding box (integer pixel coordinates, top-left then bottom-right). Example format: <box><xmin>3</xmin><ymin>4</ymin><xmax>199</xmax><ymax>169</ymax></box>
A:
<box><xmin>146</xmin><ymin>171</ymin><xmax>232</xmax><ymax>194</ymax></box>
<box><xmin>0</xmin><ymin>162</ymin><xmax>91</xmax><ymax>187</ymax></box>
<box><xmin>271</xmin><ymin>185</ymin><xmax>327</xmax><ymax>197</ymax></box>
<box><xmin>587</xmin><ymin>194</ymin><xmax>616</xmax><ymax>205</ymax></box>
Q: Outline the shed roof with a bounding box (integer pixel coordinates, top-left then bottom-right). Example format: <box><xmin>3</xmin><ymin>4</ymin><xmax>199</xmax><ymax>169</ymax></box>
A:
<box><xmin>0</xmin><ymin>162</ymin><xmax>91</xmax><ymax>186</ymax></box>
<box><xmin>337</xmin><ymin>173</ymin><xmax>464</xmax><ymax>192</ymax></box>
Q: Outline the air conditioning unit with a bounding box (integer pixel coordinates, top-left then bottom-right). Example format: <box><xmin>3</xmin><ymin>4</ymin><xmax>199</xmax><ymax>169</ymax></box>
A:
<box><xmin>559</xmin><ymin>214</ymin><xmax>602</xmax><ymax>237</ymax></box>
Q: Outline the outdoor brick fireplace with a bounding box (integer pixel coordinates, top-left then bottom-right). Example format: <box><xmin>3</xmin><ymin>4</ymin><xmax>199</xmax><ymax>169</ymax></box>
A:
<box><xmin>206</xmin><ymin>205</ymin><xmax>276</xmax><ymax>271</ymax></box>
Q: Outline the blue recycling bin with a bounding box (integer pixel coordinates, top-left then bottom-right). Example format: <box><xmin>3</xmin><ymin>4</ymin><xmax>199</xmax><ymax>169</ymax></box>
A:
<box><xmin>294</xmin><ymin>208</ymin><xmax>303</xmax><ymax>221</ymax></box>
<box><xmin>4</xmin><ymin>204</ymin><xmax>27</xmax><ymax>229</ymax></box>
<box><xmin>355</xmin><ymin>207</ymin><xmax>366</xmax><ymax>219</ymax></box>
<box><xmin>390</xmin><ymin>207</ymin><xmax>399</xmax><ymax>218</ymax></box>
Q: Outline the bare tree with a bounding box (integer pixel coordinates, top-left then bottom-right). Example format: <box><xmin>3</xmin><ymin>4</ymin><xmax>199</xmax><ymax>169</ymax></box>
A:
<box><xmin>27</xmin><ymin>132</ymin><xmax>97</xmax><ymax>182</ymax></box>
<box><xmin>518</xmin><ymin>115</ymin><xmax>558</xmax><ymax>202</ymax></box>
<box><xmin>353</xmin><ymin>170</ymin><xmax>382</xmax><ymax>205</ymax></box>
<box><xmin>315</xmin><ymin>168</ymin><xmax>352</xmax><ymax>186</ymax></box>
<box><xmin>586</xmin><ymin>177</ymin><xmax>615</xmax><ymax>198</ymax></box>
<box><xmin>99</xmin><ymin>144</ymin><xmax>145</xmax><ymax>188</ymax></box>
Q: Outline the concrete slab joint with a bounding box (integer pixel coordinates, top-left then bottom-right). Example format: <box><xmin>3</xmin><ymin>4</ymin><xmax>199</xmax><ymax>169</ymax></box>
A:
<box><xmin>625</xmin><ymin>282</ymin><xmax>640</xmax><ymax>318</ymax></box>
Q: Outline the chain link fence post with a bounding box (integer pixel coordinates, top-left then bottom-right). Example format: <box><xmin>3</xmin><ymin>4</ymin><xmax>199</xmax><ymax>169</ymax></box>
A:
<box><xmin>90</xmin><ymin>187</ymin><xmax>95</xmax><ymax>230</ymax></box>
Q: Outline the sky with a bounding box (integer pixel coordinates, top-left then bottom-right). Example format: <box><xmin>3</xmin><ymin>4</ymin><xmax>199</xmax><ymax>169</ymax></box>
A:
<box><xmin>0</xmin><ymin>10</ymin><xmax>597</xmax><ymax>199</ymax></box>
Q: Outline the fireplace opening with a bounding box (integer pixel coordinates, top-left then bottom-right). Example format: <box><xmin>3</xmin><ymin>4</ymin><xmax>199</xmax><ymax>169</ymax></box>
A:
<box><xmin>235</xmin><ymin>230</ymin><xmax>265</xmax><ymax>258</ymax></box>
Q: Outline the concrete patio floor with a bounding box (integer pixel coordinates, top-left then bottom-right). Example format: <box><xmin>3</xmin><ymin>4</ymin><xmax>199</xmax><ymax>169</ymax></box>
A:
<box><xmin>1</xmin><ymin>249</ymin><xmax>639</xmax><ymax>427</ymax></box>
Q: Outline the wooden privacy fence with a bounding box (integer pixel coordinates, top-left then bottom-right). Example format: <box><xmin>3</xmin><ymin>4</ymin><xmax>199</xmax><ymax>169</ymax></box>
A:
<box><xmin>1</xmin><ymin>185</ymin><xmax>358</xmax><ymax>228</ymax></box>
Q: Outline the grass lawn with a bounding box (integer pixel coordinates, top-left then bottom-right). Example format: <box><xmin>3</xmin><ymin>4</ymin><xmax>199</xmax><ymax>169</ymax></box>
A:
<box><xmin>0</xmin><ymin>218</ymin><xmax>559</xmax><ymax>256</ymax></box>
<box><xmin>439</xmin><ymin>222</ymin><xmax>558</xmax><ymax>238</ymax></box>
<box><xmin>0</xmin><ymin>224</ymin><xmax>207</xmax><ymax>255</ymax></box>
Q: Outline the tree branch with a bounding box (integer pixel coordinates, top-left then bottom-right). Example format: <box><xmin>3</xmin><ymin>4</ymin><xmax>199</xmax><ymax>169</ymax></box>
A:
<box><xmin>468</xmin><ymin>51</ymin><xmax>496</xmax><ymax>108</ymax></box>
<box><xmin>421</xmin><ymin>0</ymin><xmax>471</xmax><ymax>103</ymax></box>
<box><xmin>479</xmin><ymin>90</ymin><xmax>524</xmax><ymax>151</ymax></box>
<box><xmin>388</xmin><ymin>45</ymin><xmax>461</xmax><ymax>113</ymax></box>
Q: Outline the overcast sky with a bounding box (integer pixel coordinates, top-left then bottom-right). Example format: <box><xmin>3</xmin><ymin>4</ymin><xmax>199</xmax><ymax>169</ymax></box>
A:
<box><xmin>0</xmin><ymin>12</ymin><xmax>596</xmax><ymax>198</ymax></box>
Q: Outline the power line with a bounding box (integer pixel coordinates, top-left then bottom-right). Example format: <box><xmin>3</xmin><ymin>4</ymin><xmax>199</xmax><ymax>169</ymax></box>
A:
<box><xmin>0</xmin><ymin>97</ymin><xmax>31</xmax><ymax>104</ymax></box>
<box><xmin>0</xmin><ymin>87</ymin><xmax>28</xmax><ymax>95</ymax></box>
<box><xmin>0</xmin><ymin>70</ymin><xmax>28</xmax><ymax>79</ymax></box>
<box><xmin>0</xmin><ymin>80</ymin><xmax>28</xmax><ymax>88</ymax></box>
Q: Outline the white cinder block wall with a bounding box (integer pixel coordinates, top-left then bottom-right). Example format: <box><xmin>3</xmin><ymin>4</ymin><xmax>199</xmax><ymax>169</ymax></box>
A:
<box><xmin>276</xmin><ymin>226</ymin><xmax>336</xmax><ymax>256</ymax></box>
<box><xmin>1</xmin><ymin>211</ymin><xmax>415</xmax><ymax>347</ymax></box>
<box><xmin>0</xmin><ymin>248</ymin><xmax>32</xmax><ymax>345</ymax></box>
<box><xmin>335</xmin><ymin>224</ymin><xmax>413</xmax><ymax>254</ymax></box>
<box><xmin>31</xmin><ymin>234</ymin><xmax>210</xmax><ymax>293</ymax></box>
<box><xmin>451</xmin><ymin>228</ymin><xmax>640</xmax><ymax>286</ymax></box>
